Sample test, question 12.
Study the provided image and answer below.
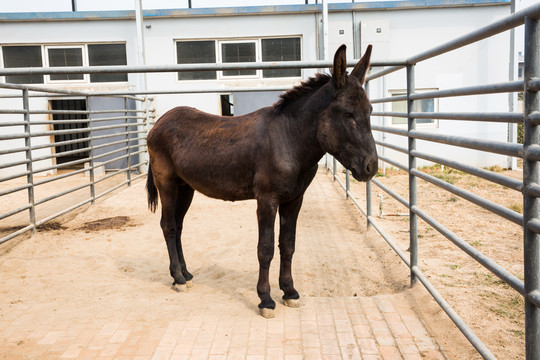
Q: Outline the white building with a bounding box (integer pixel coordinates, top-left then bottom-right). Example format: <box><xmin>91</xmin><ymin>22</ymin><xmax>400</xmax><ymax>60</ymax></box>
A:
<box><xmin>0</xmin><ymin>0</ymin><xmax>515</xmax><ymax>177</ymax></box>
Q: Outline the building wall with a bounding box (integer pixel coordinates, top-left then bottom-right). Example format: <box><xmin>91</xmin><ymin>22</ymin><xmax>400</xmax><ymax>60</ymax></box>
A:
<box><xmin>0</xmin><ymin>1</ymin><xmax>514</xmax><ymax>178</ymax></box>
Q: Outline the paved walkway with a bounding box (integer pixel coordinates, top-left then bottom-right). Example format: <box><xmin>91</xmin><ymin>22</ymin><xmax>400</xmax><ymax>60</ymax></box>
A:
<box><xmin>1</xmin><ymin>294</ymin><xmax>446</xmax><ymax>360</ymax></box>
<box><xmin>0</xmin><ymin>172</ymin><xmax>450</xmax><ymax>360</ymax></box>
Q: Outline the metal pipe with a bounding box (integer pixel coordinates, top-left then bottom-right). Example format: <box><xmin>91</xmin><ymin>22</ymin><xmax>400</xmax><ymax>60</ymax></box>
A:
<box><xmin>378</xmin><ymin>155</ymin><xmax>408</xmax><ymax>172</ymax></box>
<box><xmin>410</xmin><ymin>265</ymin><xmax>497</xmax><ymax>360</ymax></box>
<box><xmin>523</xmin><ymin>16</ymin><xmax>540</xmax><ymax>360</ymax></box>
<box><xmin>411</xmin><ymin>169</ymin><xmax>523</xmax><ymax>226</ymax></box>
<box><xmin>410</xmin><ymin>111</ymin><xmax>523</xmax><ymax>123</ymax></box>
<box><xmin>407</xmin><ymin>2</ymin><xmax>540</xmax><ymax>65</ymax></box>
<box><xmin>22</xmin><ymin>89</ymin><xmax>36</xmax><ymax>235</ymax></box>
<box><xmin>409</xmin><ymin>130</ymin><xmax>523</xmax><ymax>158</ymax></box>
<box><xmin>374</xmin><ymin>140</ymin><xmax>407</xmax><ymax>154</ymax></box>
<box><xmin>0</xmin><ymin>59</ymin><xmax>403</xmax><ymax>77</ymax></box>
<box><xmin>407</xmin><ymin>64</ymin><xmax>418</xmax><ymax>286</ymax></box>
<box><xmin>412</xmin><ymin>205</ymin><xmax>524</xmax><ymax>295</ymax></box>
<box><xmin>371</xmin><ymin>178</ymin><xmax>409</xmax><ymax>209</ymax></box>
<box><xmin>0</xmin><ymin>184</ymin><xmax>30</xmax><ymax>198</ymax></box>
<box><xmin>411</xmin><ymin>149</ymin><xmax>523</xmax><ymax>192</ymax></box>
<box><xmin>409</xmin><ymin>80</ymin><xmax>524</xmax><ymax>100</ymax></box>
<box><xmin>371</xmin><ymin>124</ymin><xmax>408</xmax><ymax>137</ymax></box>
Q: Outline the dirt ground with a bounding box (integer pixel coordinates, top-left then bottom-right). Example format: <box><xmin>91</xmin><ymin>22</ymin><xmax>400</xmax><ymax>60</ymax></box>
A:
<box><xmin>0</xmin><ymin>166</ymin><xmax>526</xmax><ymax>359</ymax></box>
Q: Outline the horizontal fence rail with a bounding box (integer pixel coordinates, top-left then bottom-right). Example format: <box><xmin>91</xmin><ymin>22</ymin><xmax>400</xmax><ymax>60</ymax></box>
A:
<box><xmin>0</xmin><ymin>2</ymin><xmax>539</xmax><ymax>359</ymax></box>
<box><xmin>0</xmin><ymin>86</ymin><xmax>154</xmax><ymax>245</ymax></box>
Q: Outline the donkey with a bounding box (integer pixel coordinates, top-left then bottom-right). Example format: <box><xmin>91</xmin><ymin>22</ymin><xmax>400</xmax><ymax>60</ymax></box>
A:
<box><xmin>146</xmin><ymin>44</ymin><xmax>377</xmax><ymax>317</ymax></box>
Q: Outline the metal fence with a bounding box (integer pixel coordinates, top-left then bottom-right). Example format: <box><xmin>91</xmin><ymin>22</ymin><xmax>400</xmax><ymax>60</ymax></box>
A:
<box><xmin>0</xmin><ymin>83</ymin><xmax>155</xmax><ymax>244</ymax></box>
<box><xmin>0</xmin><ymin>2</ymin><xmax>539</xmax><ymax>359</ymax></box>
<box><xmin>325</xmin><ymin>3</ymin><xmax>540</xmax><ymax>359</ymax></box>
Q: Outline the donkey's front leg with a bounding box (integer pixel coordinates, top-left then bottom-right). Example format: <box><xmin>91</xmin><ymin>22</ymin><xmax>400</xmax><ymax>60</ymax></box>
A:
<box><xmin>278</xmin><ymin>195</ymin><xmax>304</xmax><ymax>308</ymax></box>
<box><xmin>256</xmin><ymin>198</ymin><xmax>278</xmax><ymax>318</ymax></box>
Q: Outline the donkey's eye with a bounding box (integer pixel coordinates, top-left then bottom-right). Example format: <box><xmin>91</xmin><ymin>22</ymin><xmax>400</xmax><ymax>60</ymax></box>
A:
<box><xmin>344</xmin><ymin>112</ymin><xmax>354</xmax><ymax>119</ymax></box>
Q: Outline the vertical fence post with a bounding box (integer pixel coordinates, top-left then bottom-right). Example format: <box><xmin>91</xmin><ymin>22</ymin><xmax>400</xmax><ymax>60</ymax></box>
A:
<box><xmin>23</xmin><ymin>89</ymin><xmax>36</xmax><ymax>234</ymax></box>
<box><xmin>332</xmin><ymin>156</ymin><xmax>337</xmax><ymax>180</ymax></box>
<box><xmin>125</xmin><ymin>97</ymin><xmax>132</xmax><ymax>186</ymax></box>
<box><xmin>365</xmin><ymin>80</ymin><xmax>372</xmax><ymax>225</ymax></box>
<box><xmin>87</xmin><ymin>96</ymin><xmax>95</xmax><ymax>204</ymax></box>
<box><xmin>407</xmin><ymin>64</ymin><xmax>418</xmax><ymax>286</ymax></box>
<box><xmin>523</xmin><ymin>16</ymin><xmax>540</xmax><ymax>360</ymax></box>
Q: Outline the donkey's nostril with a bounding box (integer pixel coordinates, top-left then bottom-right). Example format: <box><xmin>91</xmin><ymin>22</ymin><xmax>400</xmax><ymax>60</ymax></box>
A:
<box><xmin>365</xmin><ymin>159</ymin><xmax>378</xmax><ymax>176</ymax></box>
<box><xmin>365</xmin><ymin>162</ymin><xmax>373</xmax><ymax>174</ymax></box>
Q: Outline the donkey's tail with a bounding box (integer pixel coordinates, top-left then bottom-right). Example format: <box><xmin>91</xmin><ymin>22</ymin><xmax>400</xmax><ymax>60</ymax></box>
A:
<box><xmin>146</xmin><ymin>164</ymin><xmax>159</xmax><ymax>213</ymax></box>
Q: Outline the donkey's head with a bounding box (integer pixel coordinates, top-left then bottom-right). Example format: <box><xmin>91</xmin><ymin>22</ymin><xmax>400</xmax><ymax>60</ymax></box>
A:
<box><xmin>317</xmin><ymin>44</ymin><xmax>378</xmax><ymax>182</ymax></box>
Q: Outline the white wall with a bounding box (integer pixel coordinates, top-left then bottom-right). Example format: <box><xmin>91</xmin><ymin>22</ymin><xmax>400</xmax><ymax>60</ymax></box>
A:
<box><xmin>0</xmin><ymin>2</ymin><xmax>515</xmax><ymax>178</ymax></box>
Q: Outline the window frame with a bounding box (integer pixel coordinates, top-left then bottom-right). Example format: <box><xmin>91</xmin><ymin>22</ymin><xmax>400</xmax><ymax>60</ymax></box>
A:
<box><xmin>1</xmin><ymin>42</ymin><xmax>129</xmax><ymax>85</ymax></box>
<box><xmin>389</xmin><ymin>89</ymin><xmax>439</xmax><ymax>128</ymax></box>
<box><xmin>45</xmin><ymin>45</ymin><xmax>87</xmax><ymax>83</ymax></box>
<box><xmin>218</xmin><ymin>39</ymin><xmax>260</xmax><ymax>80</ymax></box>
<box><xmin>174</xmin><ymin>36</ymin><xmax>303</xmax><ymax>82</ymax></box>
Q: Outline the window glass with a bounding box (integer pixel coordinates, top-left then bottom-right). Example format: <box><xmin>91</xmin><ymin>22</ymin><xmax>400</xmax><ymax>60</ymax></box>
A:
<box><xmin>48</xmin><ymin>48</ymin><xmax>84</xmax><ymax>81</ymax></box>
<box><xmin>391</xmin><ymin>93</ymin><xmax>436</xmax><ymax>125</ymax></box>
<box><xmin>88</xmin><ymin>43</ymin><xmax>128</xmax><ymax>83</ymax></box>
<box><xmin>262</xmin><ymin>38</ymin><xmax>301</xmax><ymax>78</ymax></box>
<box><xmin>176</xmin><ymin>41</ymin><xmax>216</xmax><ymax>80</ymax></box>
<box><xmin>2</xmin><ymin>45</ymin><xmax>44</xmax><ymax>84</ymax></box>
<box><xmin>221</xmin><ymin>42</ymin><xmax>256</xmax><ymax>77</ymax></box>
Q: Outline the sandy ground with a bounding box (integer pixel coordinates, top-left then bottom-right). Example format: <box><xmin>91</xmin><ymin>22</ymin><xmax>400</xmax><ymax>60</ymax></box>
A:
<box><xmin>0</xmin><ymin>167</ymin><xmax>524</xmax><ymax>359</ymax></box>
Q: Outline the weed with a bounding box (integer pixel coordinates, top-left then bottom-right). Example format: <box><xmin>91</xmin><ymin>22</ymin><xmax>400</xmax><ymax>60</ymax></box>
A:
<box><xmin>470</xmin><ymin>240</ymin><xmax>483</xmax><ymax>247</ymax></box>
<box><xmin>433</xmin><ymin>173</ymin><xmax>457</xmax><ymax>184</ymax></box>
<box><xmin>485</xmin><ymin>165</ymin><xmax>504</xmax><ymax>172</ymax></box>
<box><xmin>448</xmin><ymin>196</ymin><xmax>459</xmax><ymax>202</ymax></box>
<box><xmin>446</xmin><ymin>264</ymin><xmax>461</xmax><ymax>270</ymax></box>
<box><xmin>508</xmin><ymin>202</ymin><xmax>523</xmax><ymax>214</ymax></box>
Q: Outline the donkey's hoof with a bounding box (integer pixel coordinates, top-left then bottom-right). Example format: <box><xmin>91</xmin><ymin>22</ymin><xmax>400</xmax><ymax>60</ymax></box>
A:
<box><xmin>260</xmin><ymin>308</ymin><xmax>275</xmax><ymax>319</ymax></box>
<box><xmin>283</xmin><ymin>298</ymin><xmax>300</xmax><ymax>308</ymax></box>
<box><xmin>186</xmin><ymin>280</ymin><xmax>194</xmax><ymax>288</ymax></box>
<box><xmin>171</xmin><ymin>283</ymin><xmax>187</xmax><ymax>292</ymax></box>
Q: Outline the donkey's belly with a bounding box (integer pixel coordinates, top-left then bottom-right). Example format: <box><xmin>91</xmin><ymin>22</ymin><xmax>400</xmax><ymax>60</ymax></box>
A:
<box><xmin>178</xmin><ymin>170</ymin><xmax>255</xmax><ymax>202</ymax></box>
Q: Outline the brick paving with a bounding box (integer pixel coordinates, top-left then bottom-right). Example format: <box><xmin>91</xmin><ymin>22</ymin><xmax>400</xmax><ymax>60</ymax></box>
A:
<box><xmin>0</xmin><ymin>174</ymin><xmax>450</xmax><ymax>359</ymax></box>
<box><xmin>0</xmin><ymin>293</ymin><xmax>447</xmax><ymax>359</ymax></box>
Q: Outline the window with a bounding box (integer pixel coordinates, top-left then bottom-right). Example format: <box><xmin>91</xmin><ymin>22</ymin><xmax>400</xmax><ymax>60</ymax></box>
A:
<box><xmin>1</xmin><ymin>43</ymin><xmax>128</xmax><ymax>84</ymax></box>
<box><xmin>221</xmin><ymin>41</ymin><xmax>257</xmax><ymax>77</ymax></box>
<box><xmin>88</xmin><ymin>44</ymin><xmax>128</xmax><ymax>83</ymax></box>
<box><xmin>2</xmin><ymin>45</ymin><xmax>44</xmax><ymax>84</ymax></box>
<box><xmin>175</xmin><ymin>37</ymin><xmax>301</xmax><ymax>81</ymax></box>
<box><xmin>47</xmin><ymin>47</ymin><xmax>84</xmax><ymax>81</ymax></box>
<box><xmin>391</xmin><ymin>90</ymin><xmax>437</xmax><ymax>126</ymax></box>
<box><xmin>262</xmin><ymin>38</ymin><xmax>301</xmax><ymax>78</ymax></box>
<box><xmin>176</xmin><ymin>41</ymin><xmax>217</xmax><ymax>80</ymax></box>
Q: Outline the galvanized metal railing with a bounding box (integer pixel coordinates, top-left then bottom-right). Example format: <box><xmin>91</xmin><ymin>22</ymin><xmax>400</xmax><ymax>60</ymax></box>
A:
<box><xmin>0</xmin><ymin>2</ymin><xmax>539</xmax><ymax>358</ymax></box>
<box><xmin>325</xmin><ymin>2</ymin><xmax>540</xmax><ymax>359</ymax></box>
<box><xmin>0</xmin><ymin>83</ymin><xmax>155</xmax><ymax>244</ymax></box>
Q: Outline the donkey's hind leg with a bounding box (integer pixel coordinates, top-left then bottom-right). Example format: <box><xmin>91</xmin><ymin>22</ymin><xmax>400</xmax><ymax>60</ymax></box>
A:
<box><xmin>278</xmin><ymin>195</ymin><xmax>304</xmax><ymax>308</ymax></box>
<box><xmin>156</xmin><ymin>177</ymin><xmax>188</xmax><ymax>291</ymax></box>
<box><xmin>174</xmin><ymin>184</ymin><xmax>195</xmax><ymax>288</ymax></box>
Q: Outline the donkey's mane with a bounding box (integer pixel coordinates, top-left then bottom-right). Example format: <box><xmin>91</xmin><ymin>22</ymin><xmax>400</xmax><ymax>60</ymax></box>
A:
<box><xmin>273</xmin><ymin>73</ymin><xmax>331</xmax><ymax>114</ymax></box>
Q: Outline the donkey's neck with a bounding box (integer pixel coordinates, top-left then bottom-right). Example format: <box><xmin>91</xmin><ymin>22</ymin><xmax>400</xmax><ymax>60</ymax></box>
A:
<box><xmin>278</xmin><ymin>84</ymin><xmax>334</xmax><ymax>170</ymax></box>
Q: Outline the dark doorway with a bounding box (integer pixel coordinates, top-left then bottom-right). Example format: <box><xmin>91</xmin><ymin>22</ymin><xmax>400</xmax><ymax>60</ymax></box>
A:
<box><xmin>50</xmin><ymin>99</ymin><xmax>89</xmax><ymax>166</ymax></box>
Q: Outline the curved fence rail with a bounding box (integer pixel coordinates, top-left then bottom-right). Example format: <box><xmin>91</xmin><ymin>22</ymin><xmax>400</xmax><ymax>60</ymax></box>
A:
<box><xmin>0</xmin><ymin>2</ymin><xmax>539</xmax><ymax>358</ymax></box>
<box><xmin>326</xmin><ymin>3</ymin><xmax>540</xmax><ymax>359</ymax></box>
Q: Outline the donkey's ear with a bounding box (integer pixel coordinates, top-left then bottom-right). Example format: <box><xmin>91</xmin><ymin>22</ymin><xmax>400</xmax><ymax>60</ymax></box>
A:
<box><xmin>351</xmin><ymin>45</ymin><xmax>372</xmax><ymax>85</ymax></box>
<box><xmin>332</xmin><ymin>44</ymin><xmax>348</xmax><ymax>89</ymax></box>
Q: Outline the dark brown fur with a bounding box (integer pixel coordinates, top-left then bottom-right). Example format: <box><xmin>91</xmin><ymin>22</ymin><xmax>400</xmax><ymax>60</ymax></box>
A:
<box><xmin>146</xmin><ymin>45</ymin><xmax>377</xmax><ymax>314</ymax></box>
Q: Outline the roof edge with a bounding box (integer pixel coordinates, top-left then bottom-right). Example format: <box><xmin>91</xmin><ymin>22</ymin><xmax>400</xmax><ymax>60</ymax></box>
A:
<box><xmin>0</xmin><ymin>0</ymin><xmax>510</xmax><ymax>23</ymax></box>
